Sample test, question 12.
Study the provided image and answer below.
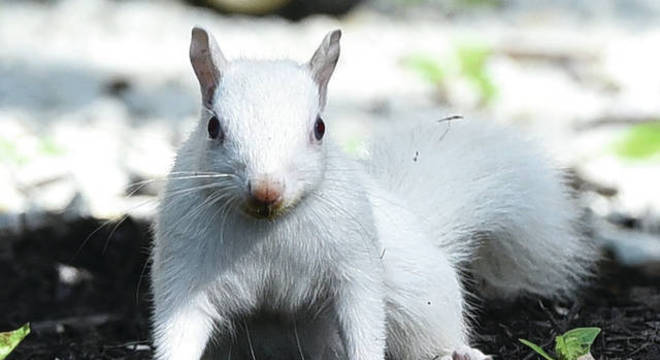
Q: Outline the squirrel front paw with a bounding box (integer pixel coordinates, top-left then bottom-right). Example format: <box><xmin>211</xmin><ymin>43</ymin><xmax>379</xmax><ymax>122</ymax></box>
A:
<box><xmin>440</xmin><ymin>346</ymin><xmax>492</xmax><ymax>360</ymax></box>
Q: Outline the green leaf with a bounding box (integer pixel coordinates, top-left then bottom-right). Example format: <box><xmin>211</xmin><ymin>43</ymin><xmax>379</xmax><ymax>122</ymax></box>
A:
<box><xmin>0</xmin><ymin>137</ymin><xmax>27</xmax><ymax>165</ymax></box>
<box><xmin>455</xmin><ymin>43</ymin><xmax>496</xmax><ymax>103</ymax></box>
<box><xmin>38</xmin><ymin>136</ymin><xmax>65</xmax><ymax>156</ymax></box>
<box><xmin>402</xmin><ymin>54</ymin><xmax>446</xmax><ymax>85</ymax></box>
<box><xmin>554</xmin><ymin>327</ymin><xmax>600</xmax><ymax>360</ymax></box>
<box><xmin>615</xmin><ymin>122</ymin><xmax>660</xmax><ymax>160</ymax></box>
<box><xmin>0</xmin><ymin>323</ymin><xmax>30</xmax><ymax>360</ymax></box>
<box><xmin>458</xmin><ymin>0</ymin><xmax>500</xmax><ymax>7</ymax></box>
<box><xmin>519</xmin><ymin>338</ymin><xmax>556</xmax><ymax>360</ymax></box>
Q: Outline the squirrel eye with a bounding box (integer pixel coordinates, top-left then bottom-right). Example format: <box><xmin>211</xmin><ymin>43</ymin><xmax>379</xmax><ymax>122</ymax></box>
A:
<box><xmin>208</xmin><ymin>116</ymin><xmax>222</xmax><ymax>140</ymax></box>
<box><xmin>314</xmin><ymin>116</ymin><xmax>325</xmax><ymax>141</ymax></box>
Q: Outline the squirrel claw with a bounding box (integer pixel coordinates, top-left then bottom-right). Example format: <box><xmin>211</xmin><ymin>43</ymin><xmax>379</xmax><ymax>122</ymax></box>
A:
<box><xmin>440</xmin><ymin>346</ymin><xmax>492</xmax><ymax>360</ymax></box>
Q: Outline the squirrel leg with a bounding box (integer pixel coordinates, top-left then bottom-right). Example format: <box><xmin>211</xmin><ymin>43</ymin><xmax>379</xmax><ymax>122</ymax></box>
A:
<box><xmin>369</xmin><ymin>188</ymin><xmax>486</xmax><ymax>359</ymax></box>
<box><xmin>335</xmin><ymin>276</ymin><xmax>387</xmax><ymax>360</ymax></box>
<box><xmin>380</xmin><ymin>227</ymin><xmax>484</xmax><ymax>360</ymax></box>
<box><xmin>152</xmin><ymin>288</ymin><xmax>216</xmax><ymax>360</ymax></box>
<box><xmin>383</xmin><ymin>250</ymin><xmax>471</xmax><ymax>359</ymax></box>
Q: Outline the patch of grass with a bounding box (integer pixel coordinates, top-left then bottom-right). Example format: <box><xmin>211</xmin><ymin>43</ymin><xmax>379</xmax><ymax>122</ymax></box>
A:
<box><xmin>342</xmin><ymin>136</ymin><xmax>365</xmax><ymax>156</ymax></box>
<box><xmin>456</xmin><ymin>43</ymin><xmax>496</xmax><ymax>104</ymax></box>
<box><xmin>520</xmin><ymin>339</ymin><xmax>555</xmax><ymax>360</ymax></box>
<box><xmin>614</xmin><ymin>122</ymin><xmax>660</xmax><ymax>160</ymax></box>
<box><xmin>38</xmin><ymin>136</ymin><xmax>65</xmax><ymax>157</ymax></box>
<box><xmin>402</xmin><ymin>40</ymin><xmax>496</xmax><ymax>106</ymax></box>
<box><xmin>520</xmin><ymin>327</ymin><xmax>601</xmax><ymax>360</ymax></box>
<box><xmin>456</xmin><ymin>0</ymin><xmax>500</xmax><ymax>8</ymax></box>
<box><xmin>402</xmin><ymin>54</ymin><xmax>446</xmax><ymax>85</ymax></box>
<box><xmin>0</xmin><ymin>137</ymin><xmax>27</xmax><ymax>165</ymax></box>
<box><xmin>0</xmin><ymin>323</ymin><xmax>30</xmax><ymax>360</ymax></box>
<box><xmin>0</xmin><ymin>135</ymin><xmax>65</xmax><ymax>165</ymax></box>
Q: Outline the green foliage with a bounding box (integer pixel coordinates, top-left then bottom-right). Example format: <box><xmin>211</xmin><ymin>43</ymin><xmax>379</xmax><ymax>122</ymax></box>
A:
<box><xmin>402</xmin><ymin>40</ymin><xmax>496</xmax><ymax>105</ymax></box>
<box><xmin>615</xmin><ymin>122</ymin><xmax>660</xmax><ymax>160</ymax></box>
<box><xmin>39</xmin><ymin>136</ymin><xmax>65</xmax><ymax>156</ymax></box>
<box><xmin>555</xmin><ymin>328</ymin><xmax>600</xmax><ymax>360</ymax></box>
<box><xmin>519</xmin><ymin>339</ymin><xmax>555</xmax><ymax>360</ymax></box>
<box><xmin>456</xmin><ymin>43</ymin><xmax>496</xmax><ymax>103</ymax></box>
<box><xmin>520</xmin><ymin>327</ymin><xmax>600</xmax><ymax>360</ymax></box>
<box><xmin>455</xmin><ymin>0</ymin><xmax>500</xmax><ymax>9</ymax></box>
<box><xmin>0</xmin><ymin>137</ymin><xmax>27</xmax><ymax>165</ymax></box>
<box><xmin>0</xmin><ymin>323</ymin><xmax>30</xmax><ymax>360</ymax></box>
<box><xmin>402</xmin><ymin>54</ymin><xmax>446</xmax><ymax>85</ymax></box>
<box><xmin>0</xmin><ymin>135</ymin><xmax>65</xmax><ymax>165</ymax></box>
<box><xmin>343</xmin><ymin>137</ymin><xmax>364</xmax><ymax>156</ymax></box>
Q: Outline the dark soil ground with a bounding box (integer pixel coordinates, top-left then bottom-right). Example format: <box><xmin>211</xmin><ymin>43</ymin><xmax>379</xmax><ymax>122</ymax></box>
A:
<box><xmin>1</xmin><ymin>217</ymin><xmax>658</xmax><ymax>359</ymax></box>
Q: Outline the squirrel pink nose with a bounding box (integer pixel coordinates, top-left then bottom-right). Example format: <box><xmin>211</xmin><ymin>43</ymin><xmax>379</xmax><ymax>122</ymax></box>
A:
<box><xmin>248</xmin><ymin>178</ymin><xmax>284</xmax><ymax>206</ymax></box>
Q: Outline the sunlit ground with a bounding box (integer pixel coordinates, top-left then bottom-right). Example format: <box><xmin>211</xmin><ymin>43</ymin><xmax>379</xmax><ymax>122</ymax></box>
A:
<box><xmin>1</xmin><ymin>0</ymin><xmax>659</xmax><ymax>262</ymax></box>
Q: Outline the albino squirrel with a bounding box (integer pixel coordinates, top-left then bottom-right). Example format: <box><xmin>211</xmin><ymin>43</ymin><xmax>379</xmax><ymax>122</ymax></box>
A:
<box><xmin>150</xmin><ymin>28</ymin><xmax>595</xmax><ymax>360</ymax></box>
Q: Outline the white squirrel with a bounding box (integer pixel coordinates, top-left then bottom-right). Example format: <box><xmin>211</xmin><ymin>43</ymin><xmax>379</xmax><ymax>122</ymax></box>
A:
<box><xmin>150</xmin><ymin>27</ymin><xmax>595</xmax><ymax>360</ymax></box>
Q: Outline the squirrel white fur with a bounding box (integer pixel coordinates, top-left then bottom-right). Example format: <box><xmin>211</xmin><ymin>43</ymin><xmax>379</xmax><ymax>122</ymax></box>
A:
<box><xmin>150</xmin><ymin>28</ymin><xmax>595</xmax><ymax>360</ymax></box>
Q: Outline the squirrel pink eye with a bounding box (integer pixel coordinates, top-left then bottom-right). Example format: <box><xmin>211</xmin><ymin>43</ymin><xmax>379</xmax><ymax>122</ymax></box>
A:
<box><xmin>208</xmin><ymin>116</ymin><xmax>222</xmax><ymax>140</ymax></box>
<box><xmin>314</xmin><ymin>116</ymin><xmax>325</xmax><ymax>141</ymax></box>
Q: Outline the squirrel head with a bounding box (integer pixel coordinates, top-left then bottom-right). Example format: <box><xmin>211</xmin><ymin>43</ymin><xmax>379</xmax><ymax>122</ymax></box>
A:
<box><xmin>188</xmin><ymin>27</ymin><xmax>341</xmax><ymax>219</ymax></box>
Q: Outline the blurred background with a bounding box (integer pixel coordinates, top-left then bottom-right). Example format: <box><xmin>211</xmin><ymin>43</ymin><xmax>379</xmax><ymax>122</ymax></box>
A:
<box><xmin>1</xmin><ymin>0</ymin><xmax>659</xmax><ymax>359</ymax></box>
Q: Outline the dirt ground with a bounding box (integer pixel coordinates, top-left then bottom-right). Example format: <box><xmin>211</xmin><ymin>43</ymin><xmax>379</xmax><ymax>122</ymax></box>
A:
<box><xmin>1</xmin><ymin>217</ymin><xmax>658</xmax><ymax>360</ymax></box>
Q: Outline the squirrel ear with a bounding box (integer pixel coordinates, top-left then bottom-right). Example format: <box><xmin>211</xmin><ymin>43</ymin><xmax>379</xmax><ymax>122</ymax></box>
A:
<box><xmin>307</xmin><ymin>29</ymin><xmax>341</xmax><ymax>109</ymax></box>
<box><xmin>190</xmin><ymin>27</ymin><xmax>227</xmax><ymax>106</ymax></box>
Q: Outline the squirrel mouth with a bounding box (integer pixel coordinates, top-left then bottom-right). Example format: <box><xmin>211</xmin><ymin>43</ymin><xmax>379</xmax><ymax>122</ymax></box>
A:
<box><xmin>242</xmin><ymin>200</ymin><xmax>285</xmax><ymax>220</ymax></box>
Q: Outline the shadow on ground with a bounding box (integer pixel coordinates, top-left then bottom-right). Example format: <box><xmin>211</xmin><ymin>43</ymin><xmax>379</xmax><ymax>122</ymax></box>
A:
<box><xmin>1</xmin><ymin>217</ymin><xmax>658</xmax><ymax>359</ymax></box>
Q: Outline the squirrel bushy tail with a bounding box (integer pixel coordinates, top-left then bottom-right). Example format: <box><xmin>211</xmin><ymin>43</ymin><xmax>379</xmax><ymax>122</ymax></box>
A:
<box><xmin>367</xmin><ymin>117</ymin><xmax>596</xmax><ymax>299</ymax></box>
